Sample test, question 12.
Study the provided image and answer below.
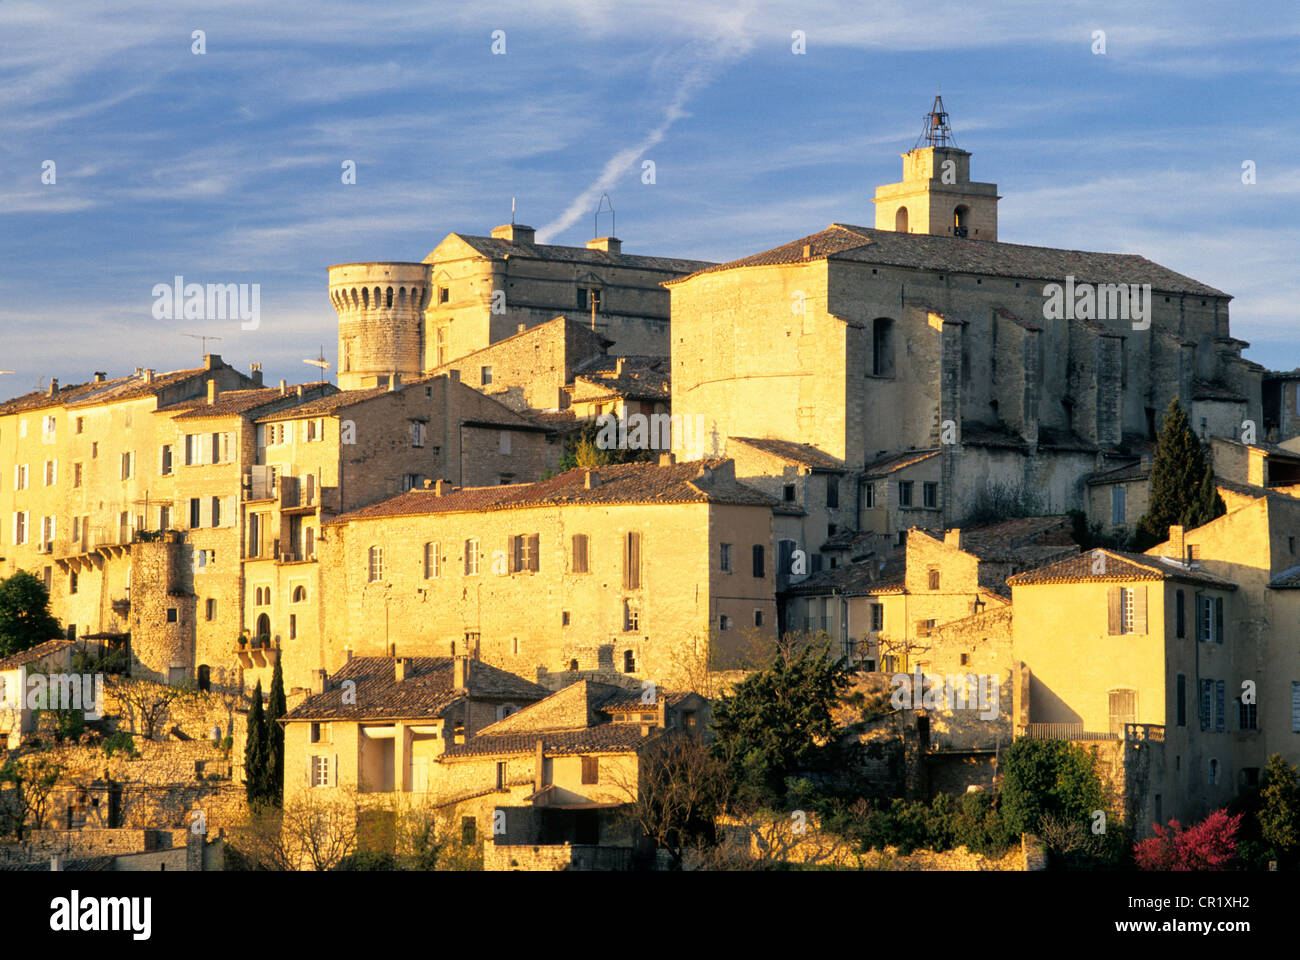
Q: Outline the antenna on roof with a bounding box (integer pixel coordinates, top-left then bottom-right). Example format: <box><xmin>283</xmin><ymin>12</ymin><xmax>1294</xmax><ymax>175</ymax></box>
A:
<box><xmin>181</xmin><ymin>332</ymin><xmax>223</xmax><ymax>360</ymax></box>
<box><xmin>594</xmin><ymin>193</ymin><xmax>615</xmax><ymax>239</ymax></box>
<box><xmin>303</xmin><ymin>345</ymin><xmax>331</xmax><ymax>372</ymax></box>
<box><xmin>914</xmin><ymin>91</ymin><xmax>956</xmax><ymax>150</ymax></box>
<box><xmin>511</xmin><ymin>196</ymin><xmax>516</xmax><ymax>226</ymax></box>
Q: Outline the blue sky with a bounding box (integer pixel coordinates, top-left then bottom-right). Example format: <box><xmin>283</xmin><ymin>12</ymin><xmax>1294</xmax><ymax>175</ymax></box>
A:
<box><xmin>2</xmin><ymin>0</ymin><xmax>1299</xmax><ymax>393</ymax></box>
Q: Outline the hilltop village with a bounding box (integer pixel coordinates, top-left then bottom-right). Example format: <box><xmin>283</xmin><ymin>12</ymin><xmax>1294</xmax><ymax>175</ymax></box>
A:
<box><xmin>3</xmin><ymin>101</ymin><xmax>1300</xmax><ymax>870</ymax></box>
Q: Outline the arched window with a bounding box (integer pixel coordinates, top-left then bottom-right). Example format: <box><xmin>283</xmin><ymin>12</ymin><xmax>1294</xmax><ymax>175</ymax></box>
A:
<box><xmin>953</xmin><ymin>205</ymin><xmax>969</xmax><ymax>237</ymax></box>
<box><xmin>368</xmin><ymin>546</ymin><xmax>383</xmax><ymax>582</ymax></box>
<box><xmin>361</xmin><ymin>287</ymin><xmax>370</xmax><ymax>308</ymax></box>
<box><xmin>895</xmin><ymin>206</ymin><xmax>909</xmax><ymax>232</ymax></box>
<box><xmin>256</xmin><ymin>613</ymin><xmax>271</xmax><ymax>640</ymax></box>
<box><xmin>292</xmin><ymin>585</ymin><xmax>307</xmax><ymax>603</ymax></box>
<box><xmin>385</xmin><ymin>286</ymin><xmax>394</xmax><ymax>308</ymax></box>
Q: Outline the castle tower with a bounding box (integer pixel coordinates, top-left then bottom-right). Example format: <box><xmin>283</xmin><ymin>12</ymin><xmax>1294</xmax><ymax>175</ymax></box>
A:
<box><xmin>872</xmin><ymin>95</ymin><xmax>1000</xmax><ymax>241</ymax></box>
<box><xmin>329</xmin><ymin>262</ymin><xmax>430</xmax><ymax>391</ymax></box>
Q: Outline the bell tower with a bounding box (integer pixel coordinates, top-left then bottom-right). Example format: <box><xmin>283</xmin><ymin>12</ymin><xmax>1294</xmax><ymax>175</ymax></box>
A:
<box><xmin>873</xmin><ymin>95</ymin><xmax>1000</xmax><ymax>241</ymax></box>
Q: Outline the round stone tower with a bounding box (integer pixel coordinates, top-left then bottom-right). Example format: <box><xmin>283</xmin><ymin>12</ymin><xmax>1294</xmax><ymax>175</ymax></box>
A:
<box><xmin>329</xmin><ymin>262</ymin><xmax>430</xmax><ymax>391</ymax></box>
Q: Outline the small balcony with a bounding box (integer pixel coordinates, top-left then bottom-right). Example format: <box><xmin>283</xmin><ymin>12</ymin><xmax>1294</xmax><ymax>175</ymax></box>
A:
<box><xmin>234</xmin><ymin>637</ymin><xmax>280</xmax><ymax>669</ymax></box>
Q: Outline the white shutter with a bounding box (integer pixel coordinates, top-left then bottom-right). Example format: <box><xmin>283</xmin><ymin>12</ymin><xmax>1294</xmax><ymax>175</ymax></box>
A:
<box><xmin>224</xmin><ymin>495</ymin><xmax>237</xmax><ymax>528</ymax></box>
<box><xmin>331</xmin><ymin>755</ymin><xmax>338</xmax><ymax>786</ymax></box>
<box><xmin>22</xmin><ymin>511</ymin><xmax>29</xmax><ymax>545</ymax></box>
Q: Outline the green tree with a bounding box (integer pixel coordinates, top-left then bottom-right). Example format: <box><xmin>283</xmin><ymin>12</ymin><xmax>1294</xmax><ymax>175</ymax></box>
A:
<box><xmin>244</xmin><ymin>680</ymin><xmax>270</xmax><ymax>806</ymax></box>
<box><xmin>557</xmin><ymin>418</ymin><xmax>654</xmax><ymax>472</ymax></box>
<box><xmin>1258</xmin><ymin>753</ymin><xmax>1300</xmax><ymax>866</ymax></box>
<box><xmin>0</xmin><ymin>755</ymin><xmax>62</xmax><ymax>839</ymax></box>
<box><xmin>1133</xmin><ymin>399</ymin><xmax>1225</xmax><ymax>550</ymax></box>
<box><xmin>999</xmin><ymin>739</ymin><xmax>1107</xmax><ymax>837</ymax></box>
<box><xmin>0</xmin><ymin>571</ymin><xmax>62</xmax><ymax>658</ymax></box>
<box><xmin>710</xmin><ymin>642</ymin><xmax>852</xmax><ymax>810</ymax></box>
<box><xmin>266</xmin><ymin>658</ymin><xmax>287</xmax><ymax>806</ymax></box>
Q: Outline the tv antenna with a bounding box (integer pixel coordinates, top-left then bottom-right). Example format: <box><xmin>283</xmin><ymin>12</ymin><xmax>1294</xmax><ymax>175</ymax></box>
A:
<box><xmin>303</xmin><ymin>346</ymin><xmax>331</xmax><ymax>373</ymax></box>
<box><xmin>181</xmin><ymin>333</ymin><xmax>223</xmax><ymax>359</ymax></box>
<box><xmin>594</xmin><ymin>193</ymin><xmax>615</xmax><ymax>238</ymax></box>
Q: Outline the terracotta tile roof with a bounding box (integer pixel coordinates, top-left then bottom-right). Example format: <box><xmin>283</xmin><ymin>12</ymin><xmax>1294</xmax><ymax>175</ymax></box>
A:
<box><xmin>787</xmin><ymin>551</ymin><xmax>907</xmax><ymax>596</ymax></box>
<box><xmin>282</xmin><ymin>657</ymin><xmax>548</xmax><ymax>722</ymax></box>
<box><xmin>730</xmin><ymin>437</ymin><xmax>845</xmax><ymax>470</ymax></box>
<box><xmin>863</xmin><ymin>449</ymin><xmax>940</xmax><ymax>477</ymax></box>
<box><xmin>521</xmin><ymin>409</ymin><xmax>583</xmax><ymax>433</ymax></box>
<box><xmin>571</xmin><ymin>354</ymin><xmax>668</xmax><ymax>377</ymax></box>
<box><xmin>256</xmin><ymin>386</ymin><xmax>393</xmax><ymax>421</ymax></box>
<box><xmin>958</xmin><ymin>516</ymin><xmax>1078</xmax><ymax>563</ymax></box>
<box><xmin>0</xmin><ymin>377</ymin><xmax>135</xmax><ymax>415</ymax></box>
<box><xmin>1007</xmin><ymin>549</ymin><xmax>1237</xmax><ymax>588</ymax></box>
<box><xmin>0</xmin><ymin>638</ymin><xmax>73</xmax><ymax>671</ymax></box>
<box><xmin>599</xmin><ymin>690</ymin><xmax>694</xmax><ymax>713</ymax></box>
<box><xmin>671</xmin><ymin>223</ymin><xmax>1227</xmax><ymax>298</ymax></box>
<box><xmin>441</xmin><ymin>723</ymin><xmax>653</xmax><ymax>759</ymax></box>
<box><xmin>164</xmin><ymin>385</ymin><xmax>335</xmax><ymax>420</ymax></box>
<box><xmin>821</xmin><ymin>529</ymin><xmax>876</xmax><ymax>552</ymax></box>
<box><xmin>64</xmin><ymin>367</ymin><xmax>210</xmax><ymax>407</ymax></box>
<box><xmin>568</xmin><ymin>366</ymin><xmax>670</xmax><ymax>402</ymax></box>
<box><xmin>326</xmin><ymin>459</ymin><xmax>775</xmax><ymax>523</ymax></box>
<box><xmin>449</xmin><ymin>233</ymin><xmax>713</xmax><ymax>275</ymax></box>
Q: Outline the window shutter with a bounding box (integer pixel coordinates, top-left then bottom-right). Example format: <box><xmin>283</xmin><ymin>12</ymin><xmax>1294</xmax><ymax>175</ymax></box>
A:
<box><xmin>1107</xmin><ymin>587</ymin><xmax>1122</xmax><ymax>635</ymax></box>
<box><xmin>528</xmin><ymin>534</ymin><xmax>539</xmax><ymax>572</ymax></box>
<box><xmin>1214</xmin><ymin>597</ymin><xmax>1224</xmax><ymax>643</ymax></box>
<box><xmin>1215</xmin><ymin>680</ymin><xmax>1225</xmax><ymax>732</ymax></box>
<box><xmin>332</xmin><ymin>755</ymin><xmax>338</xmax><ymax>786</ymax></box>
<box><xmin>308</xmin><ymin>756</ymin><xmax>315</xmax><ymax>787</ymax></box>
<box><xmin>1292</xmin><ymin>682</ymin><xmax>1300</xmax><ymax>733</ymax></box>
<box><xmin>1200</xmin><ymin>680</ymin><xmax>1211</xmax><ymax>731</ymax></box>
<box><xmin>1132</xmin><ymin>587</ymin><xmax>1147</xmax><ymax>633</ymax></box>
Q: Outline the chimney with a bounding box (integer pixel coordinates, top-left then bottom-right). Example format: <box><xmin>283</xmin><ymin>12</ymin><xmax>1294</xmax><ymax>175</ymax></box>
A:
<box><xmin>586</xmin><ymin>236</ymin><xmax>622</xmax><ymax>255</ymax></box>
<box><xmin>517</xmin><ymin>323</ymin><xmax>527</xmax><ymax>334</ymax></box>
<box><xmin>50</xmin><ymin>854</ymin><xmax>63</xmax><ymax>872</ymax></box>
<box><xmin>453</xmin><ymin>655</ymin><xmax>468</xmax><ymax>691</ymax></box>
<box><xmin>435</xmin><ymin>478</ymin><xmax>451</xmax><ymax>496</ymax></box>
<box><xmin>945</xmin><ymin>528</ymin><xmax>963</xmax><ymax>550</ymax></box>
<box><xmin>584</xmin><ymin>469</ymin><xmax>601</xmax><ymax>489</ymax></box>
<box><xmin>395</xmin><ymin>657</ymin><xmax>409</xmax><ymax>682</ymax></box>
<box><xmin>423</xmin><ymin>478</ymin><xmax>433</xmax><ymax>489</ymax></box>
<box><xmin>1168</xmin><ymin>525</ymin><xmax>1185</xmax><ymax>560</ymax></box>
<box><xmin>447</xmin><ymin>369</ymin><xmax>460</xmax><ymax>384</ymax></box>
<box><xmin>345</xmin><ymin>646</ymin><xmax>353</xmax><ymax>662</ymax></box>
<box><xmin>47</xmin><ymin>378</ymin><xmax>58</xmax><ymax>397</ymax></box>
<box><xmin>279</xmin><ymin>379</ymin><xmax>287</xmax><ymax>396</ymax></box>
<box><xmin>534</xmin><ymin>739</ymin><xmax>545</xmax><ymax>792</ymax></box>
<box><xmin>659</xmin><ymin>452</ymin><xmax>676</xmax><ymax>467</ymax></box>
<box><xmin>313</xmin><ymin>669</ymin><xmax>327</xmax><ymax>695</ymax></box>
<box><xmin>802</xmin><ymin>243</ymin><xmax>812</xmax><ymax>259</ymax></box>
<box><xmin>207</xmin><ymin>379</ymin><xmax>218</xmax><ymax>405</ymax></box>
<box><xmin>204</xmin><ymin>354</ymin><xmax>221</xmax><ymax>371</ymax></box>
<box><xmin>388</xmin><ymin>642</ymin><xmax>397</xmax><ymax>657</ymax></box>
<box><xmin>296</xmin><ymin>384</ymin><xmax>305</xmax><ymax>398</ymax></box>
<box><xmin>250</xmin><ymin>362</ymin><xmax>263</xmax><ymax>387</ymax></box>
<box><xmin>491</xmin><ymin>223</ymin><xmax>535</xmax><ymax>244</ymax></box>
<box><xmin>93</xmin><ymin>371</ymin><xmax>106</xmax><ymax>383</ymax></box>
<box><xmin>388</xmin><ymin>374</ymin><xmax>399</xmax><ymax>392</ymax></box>
<box><xmin>615</xmin><ymin>358</ymin><xmax>625</xmax><ymax>377</ymax></box>
<box><xmin>143</xmin><ymin>369</ymin><xmax>154</xmax><ymax>385</ymax></box>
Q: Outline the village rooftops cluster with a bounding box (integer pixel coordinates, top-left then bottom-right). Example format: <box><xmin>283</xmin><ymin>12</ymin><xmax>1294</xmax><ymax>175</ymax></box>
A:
<box><xmin>1006</xmin><ymin>549</ymin><xmax>1239</xmax><ymax>588</ymax></box>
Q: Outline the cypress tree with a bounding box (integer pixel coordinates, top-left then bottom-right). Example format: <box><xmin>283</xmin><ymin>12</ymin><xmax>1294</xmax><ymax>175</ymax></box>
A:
<box><xmin>1133</xmin><ymin>399</ymin><xmax>1225</xmax><ymax>550</ymax></box>
<box><xmin>244</xmin><ymin>680</ymin><xmax>269</xmax><ymax>806</ymax></box>
<box><xmin>266</xmin><ymin>658</ymin><xmax>287</xmax><ymax>806</ymax></box>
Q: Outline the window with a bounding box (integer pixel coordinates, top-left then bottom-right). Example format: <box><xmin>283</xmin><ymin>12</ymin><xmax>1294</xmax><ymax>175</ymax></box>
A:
<box><xmin>826</xmin><ymin>476</ymin><xmax>839</xmax><ymax>508</ymax></box>
<box><xmin>14</xmin><ymin>464</ymin><xmax>27</xmax><ymax>490</ymax></box>
<box><xmin>402</xmin><ymin>473</ymin><xmax>421</xmax><ymax>492</ymax></box>
<box><xmin>1216</xmin><ymin>680</ymin><xmax>1225</xmax><ymax>732</ymax></box>
<box><xmin>623</xmin><ymin>650</ymin><xmax>636</xmax><ymax>673</ymax></box>
<box><xmin>581</xmin><ymin>756</ymin><xmax>599</xmax><ymax>785</ymax></box>
<box><xmin>863</xmin><ymin>482</ymin><xmax>876</xmax><ymax>509</ymax></box>
<box><xmin>69</xmin><ymin>571</ymin><xmax>78</xmax><ymax>595</ymax></box>
<box><xmin>720</xmin><ymin>543</ymin><xmax>732</xmax><ymax>573</ymax></box>
<box><xmin>310</xmin><ymin>722</ymin><xmax>331</xmax><ymax>744</ymax></box>
<box><xmin>562</xmin><ymin>611</ymin><xmax>570</xmax><ymax>626</ymax></box>
<box><xmin>205</xmin><ymin>598</ymin><xmax>216</xmax><ymax>621</ymax></box>
<box><xmin>424</xmin><ymin>542</ymin><xmax>440</xmax><ymax>579</ymax></box>
<box><xmin>289</xmin><ymin>614</ymin><xmax>297</xmax><ymax>639</ymax></box>
<box><xmin>1208</xmin><ymin>759</ymin><xmax>1219</xmax><ymax>786</ymax></box>
<box><xmin>578</xmin><ymin>287</ymin><xmax>601</xmax><ymax>311</ymax></box>
<box><xmin>437</xmin><ymin>286</ymin><xmax>449</xmax><ymax>304</ymax></box>
<box><xmin>623</xmin><ymin>531</ymin><xmax>641</xmax><ymax>589</ymax></box>
<box><xmin>311</xmin><ymin>755</ymin><xmax>331</xmax><ymax>787</ymax></box>
<box><xmin>752</xmin><ymin>544</ymin><xmax>765</xmax><ymax>578</ymax></box>
<box><xmin>368</xmin><ymin>546</ymin><xmax>384</xmax><ymax>582</ymax></box>
<box><xmin>1108</xmin><ymin>689</ymin><xmax>1136</xmax><ymax>734</ymax></box>
<box><xmin>160</xmin><ymin>444</ymin><xmax>173</xmax><ymax>476</ymax></box>
<box><xmin>754</xmin><ymin>609</ymin><xmax>764</xmax><ymax>627</ymax></box>
<box><xmin>91</xmin><ymin>442</ymin><xmax>98</xmax><ymax>459</ymax></box>
<box><xmin>922</xmin><ymin>482</ymin><xmax>938</xmax><ymax>509</ymax></box>
<box><xmin>509</xmin><ymin>534</ymin><xmax>539</xmax><ymax>573</ymax></box>
<box><xmin>624</xmin><ymin>600</ymin><xmax>640</xmax><ymax>632</ymax></box>
<box><xmin>120</xmin><ymin>451</ymin><xmax>134</xmax><ymax>480</ymax></box>
<box><xmin>928</xmin><ymin>569</ymin><xmax>940</xmax><ymax>591</ymax></box>
<box><xmin>410</xmin><ymin>421</ymin><xmax>426</xmax><ymax>448</ymax></box>
<box><xmin>1176</xmin><ymin>674</ymin><xmax>1186</xmax><ymax>727</ymax></box>
<box><xmin>496</xmin><ymin>762</ymin><xmax>507</xmax><ymax>790</ymax></box>
<box><xmin>1108</xmin><ymin>586</ymin><xmax>1147</xmax><ymax>635</ymax></box>
<box><xmin>1111</xmin><ymin>486</ymin><xmax>1126</xmax><ymax>526</ymax></box>
<box><xmin>871</xmin><ymin>604</ymin><xmax>884</xmax><ymax>632</ymax></box>
<box><xmin>897</xmin><ymin>481</ymin><xmax>914</xmax><ymax>508</ymax></box>
<box><xmin>871</xmin><ymin>318</ymin><xmax>894</xmax><ymax>376</ymax></box>
<box><xmin>166</xmin><ymin>608</ymin><xmax>178</xmax><ymax>623</ymax></box>
<box><xmin>75</xmin><ymin>417</ymin><xmax>84</xmax><ymax>434</ymax></box>
<box><xmin>1196</xmin><ymin>594</ymin><xmax>1225</xmax><ymax>643</ymax></box>
<box><xmin>719</xmin><ymin>614</ymin><xmax>731</xmax><ymax>631</ymax></box>
<box><xmin>464</xmin><ymin>539</ymin><xmax>479</xmax><ymax>575</ymax></box>
<box><xmin>498</xmin><ymin>430</ymin><xmax>511</xmax><ymax>455</ymax></box>
<box><xmin>211</xmin><ymin>496</ymin><xmax>221</xmax><ymax>527</ymax></box>
<box><xmin>1175</xmin><ymin>590</ymin><xmax>1185</xmax><ymax>638</ymax></box>
<box><xmin>189</xmin><ymin>498</ymin><xmax>201</xmax><ymax>529</ymax></box>
<box><xmin>481</xmin><ymin>366</ymin><xmax>493</xmax><ymax>385</ymax></box>
<box><xmin>292</xmin><ymin>585</ymin><xmax>307</xmax><ymax>603</ymax></box>
<box><xmin>1239</xmin><ymin>694</ymin><xmax>1257</xmax><ymax>731</ymax></box>
<box><xmin>916</xmin><ymin>619</ymin><xmax>936</xmax><ymax>638</ymax></box>
<box><xmin>571</xmin><ymin>534</ymin><xmax>589</xmax><ymax>573</ymax></box>
<box><xmin>782</xmin><ymin>484</ymin><xmax>797</xmax><ymax>503</ymax></box>
<box><xmin>44</xmin><ymin>460</ymin><xmax>56</xmax><ymax>486</ymax></box>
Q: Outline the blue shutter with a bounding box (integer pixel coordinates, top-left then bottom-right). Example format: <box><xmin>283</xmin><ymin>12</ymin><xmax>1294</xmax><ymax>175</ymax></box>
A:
<box><xmin>1215</xmin><ymin>680</ymin><xmax>1225</xmax><ymax>732</ymax></box>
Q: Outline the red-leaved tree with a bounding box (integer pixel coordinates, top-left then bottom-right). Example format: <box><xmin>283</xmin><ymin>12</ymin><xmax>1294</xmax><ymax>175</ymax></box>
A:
<box><xmin>1134</xmin><ymin>809</ymin><xmax>1241</xmax><ymax>870</ymax></box>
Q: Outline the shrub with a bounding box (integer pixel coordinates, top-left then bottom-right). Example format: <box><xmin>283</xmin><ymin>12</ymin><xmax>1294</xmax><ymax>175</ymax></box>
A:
<box><xmin>1135</xmin><ymin>809</ymin><xmax>1242</xmax><ymax>871</ymax></box>
<box><xmin>102</xmin><ymin>730</ymin><xmax>136</xmax><ymax>758</ymax></box>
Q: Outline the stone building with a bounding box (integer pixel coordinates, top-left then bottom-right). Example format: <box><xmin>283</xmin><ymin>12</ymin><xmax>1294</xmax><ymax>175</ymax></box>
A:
<box><xmin>329</xmin><ymin>224</ymin><xmax>712</xmax><ymax>391</ymax></box>
<box><xmin>317</xmin><ymin>458</ymin><xmax>777</xmax><ymax>685</ymax></box>
<box><xmin>666</xmin><ymin>101</ymin><xmax>1264</xmax><ymax>565</ymax></box>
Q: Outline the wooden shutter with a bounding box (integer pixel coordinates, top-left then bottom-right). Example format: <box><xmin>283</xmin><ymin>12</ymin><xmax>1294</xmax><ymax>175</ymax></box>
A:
<box><xmin>1107</xmin><ymin>587</ymin><xmax>1122</xmax><ymax>635</ymax></box>
<box><xmin>624</xmin><ymin>532</ymin><xmax>641</xmax><ymax>589</ymax></box>
<box><xmin>1132</xmin><ymin>587</ymin><xmax>1147</xmax><ymax>634</ymax></box>
<box><xmin>332</xmin><ymin>755</ymin><xmax>338</xmax><ymax>786</ymax></box>
<box><xmin>1214</xmin><ymin>597</ymin><xmax>1224</xmax><ymax>643</ymax></box>
<box><xmin>508</xmin><ymin>535</ymin><xmax>521</xmax><ymax>573</ymax></box>
<box><xmin>1200</xmin><ymin>680</ymin><xmax>1211</xmax><ymax>731</ymax></box>
<box><xmin>572</xmin><ymin>534</ymin><xmax>588</xmax><ymax>573</ymax></box>
<box><xmin>527</xmin><ymin>534</ymin><xmax>539</xmax><ymax>572</ymax></box>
